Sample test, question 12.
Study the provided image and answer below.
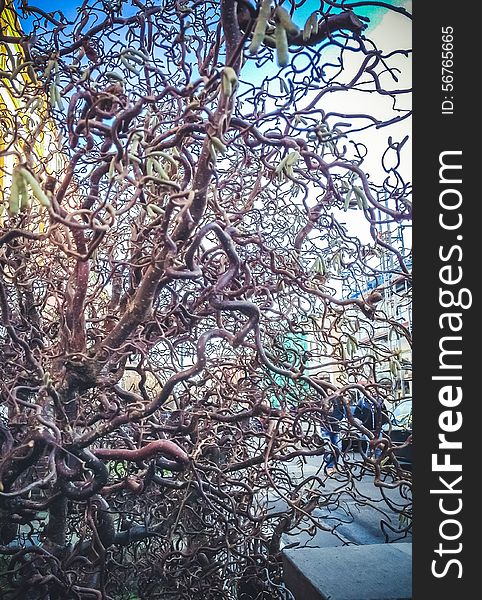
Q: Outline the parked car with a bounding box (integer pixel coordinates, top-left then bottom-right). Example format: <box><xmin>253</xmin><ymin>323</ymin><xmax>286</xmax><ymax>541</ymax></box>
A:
<box><xmin>383</xmin><ymin>398</ymin><xmax>412</xmax><ymax>468</ymax></box>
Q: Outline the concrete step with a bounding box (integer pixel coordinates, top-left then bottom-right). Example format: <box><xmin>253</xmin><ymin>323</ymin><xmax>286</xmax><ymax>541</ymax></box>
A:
<box><xmin>283</xmin><ymin>543</ymin><xmax>412</xmax><ymax>600</ymax></box>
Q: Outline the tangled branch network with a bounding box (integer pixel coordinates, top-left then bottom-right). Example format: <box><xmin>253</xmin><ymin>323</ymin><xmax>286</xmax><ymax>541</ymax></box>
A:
<box><xmin>0</xmin><ymin>0</ymin><xmax>412</xmax><ymax>598</ymax></box>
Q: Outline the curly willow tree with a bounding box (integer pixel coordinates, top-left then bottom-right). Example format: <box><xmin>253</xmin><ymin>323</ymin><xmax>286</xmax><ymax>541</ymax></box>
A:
<box><xmin>0</xmin><ymin>0</ymin><xmax>412</xmax><ymax>597</ymax></box>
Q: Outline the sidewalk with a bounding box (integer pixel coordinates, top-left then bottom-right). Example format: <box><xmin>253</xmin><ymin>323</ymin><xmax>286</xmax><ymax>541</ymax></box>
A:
<box><xmin>283</xmin><ymin>543</ymin><xmax>412</xmax><ymax>600</ymax></box>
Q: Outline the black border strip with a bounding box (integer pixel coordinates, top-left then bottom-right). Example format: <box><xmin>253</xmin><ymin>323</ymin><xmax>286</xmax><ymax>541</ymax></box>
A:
<box><xmin>414</xmin><ymin>3</ymin><xmax>477</xmax><ymax>597</ymax></box>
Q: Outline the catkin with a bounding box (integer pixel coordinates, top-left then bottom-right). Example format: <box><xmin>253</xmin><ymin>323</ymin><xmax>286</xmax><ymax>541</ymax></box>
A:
<box><xmin>8</xmin><ymin>171</ymin><xmax>21</xmax><ymax>216</ymax></box>
<box><xmin>221</xmin><ymin>66</ymin><xmax>238</xmax><ymax>97</ymax></box>
<box><xmin>211</xmin><ymin>136</ymin><xmax>227</xmax><ymax>154</ymax></box>
<box><xmin>303</xmin><ymin>12</ymin><xmax>319</xmax><ymax>41</ymax></box>
<box><xmin>275</xmin><ymin>24</ymin><xmax>289</xmax><ymax>67</ymax></box>
<box><xmin>19</xmin><ymin>168</ymin><xmax>52</xmax><ymax>208</ymax></box>
<box><xmin>274</xmin><ymin>6</ymin><xmax>299</xmax><ymax>36</ymax></box>
<box><xmin>248</xmin><ymin>0</ymin><xmax>272</xmax><ymax>55</ymax></box>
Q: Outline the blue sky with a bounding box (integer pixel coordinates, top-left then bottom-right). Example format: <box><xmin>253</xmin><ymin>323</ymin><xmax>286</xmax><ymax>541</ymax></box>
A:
<box><xmin>17</xmin><ymin>0</ymin><xmax>78</xmax><ymax>26</ymax></box>
<box><xmin>17</xmin><ymin>1</ymin><xmax>411</xmax><ymax>34</ymax></box>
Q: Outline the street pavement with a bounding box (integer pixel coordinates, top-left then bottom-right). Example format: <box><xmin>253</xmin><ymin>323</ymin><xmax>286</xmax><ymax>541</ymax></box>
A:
<box><xmin>265</xmin><ymin>453</ymin><xmax>412</xmax><ymax>549</ymax></box>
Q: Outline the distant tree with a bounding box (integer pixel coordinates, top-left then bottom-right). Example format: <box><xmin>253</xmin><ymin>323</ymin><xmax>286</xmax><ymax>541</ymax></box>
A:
<box><xmin>0</xmin><ymin>1</ymin><xmax>412</xmax><ymax>598</ymax></box>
